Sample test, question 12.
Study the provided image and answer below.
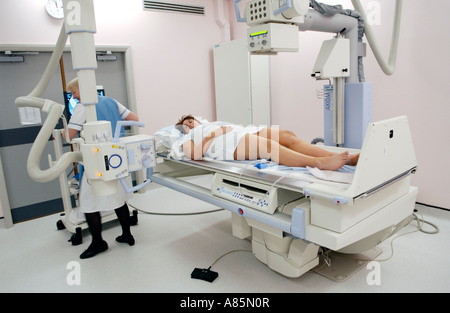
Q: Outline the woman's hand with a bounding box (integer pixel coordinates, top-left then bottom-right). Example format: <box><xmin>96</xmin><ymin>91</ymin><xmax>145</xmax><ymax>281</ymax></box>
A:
<box><xmin>210</xmin><ymin>126</ymin><xmax>232</xmax><ymax>138</ymax></box>
<box><xmin>183</xmin><ymin>126</ymin><xmax>233</xmax><ymax>160</ymax></box>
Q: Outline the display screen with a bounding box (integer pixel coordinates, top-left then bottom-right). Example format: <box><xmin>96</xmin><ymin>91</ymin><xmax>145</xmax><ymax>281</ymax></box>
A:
<box><xmin>63</xmin><ymin>88</ymin><xmax>105</xmax><ymax>120</ymax></box>
<box><xmin>250</xmin><ymin>30</ymin><xmax>268</xmax><ymax>37</ymax></box>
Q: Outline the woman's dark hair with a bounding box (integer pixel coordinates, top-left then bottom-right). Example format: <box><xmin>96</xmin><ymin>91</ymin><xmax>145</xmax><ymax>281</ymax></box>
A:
<box><xmin>175</xmin><ymin>114</ymin><xmax>199</xmax><ymax>134</ymax></box>
<box><xmin>175</xmin><ymin>114</ymin><xmax>196</xmax><ymax>126</ymax></box>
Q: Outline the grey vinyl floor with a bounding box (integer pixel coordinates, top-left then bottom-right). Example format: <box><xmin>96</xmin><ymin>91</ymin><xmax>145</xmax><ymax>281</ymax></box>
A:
<box><xmin>1</xmin><ymin>175</ymin><xmax>449</xmax><ymax>294</ymax></box>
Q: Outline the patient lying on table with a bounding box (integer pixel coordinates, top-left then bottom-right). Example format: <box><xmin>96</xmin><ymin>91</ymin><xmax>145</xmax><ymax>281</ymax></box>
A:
<box><xmin>175</xmin><ymin>115</ymin><xmax>359</xmax><ymax>171</ymax></box>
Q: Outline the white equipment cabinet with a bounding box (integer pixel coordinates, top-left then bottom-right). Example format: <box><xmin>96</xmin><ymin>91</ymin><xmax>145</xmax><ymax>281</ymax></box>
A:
<box><xmin>213</xmin><ymin>38</ymin><xmax>271</xmax><ymax>126</ymax></box>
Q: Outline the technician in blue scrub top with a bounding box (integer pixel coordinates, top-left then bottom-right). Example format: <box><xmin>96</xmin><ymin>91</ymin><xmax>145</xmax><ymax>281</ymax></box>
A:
<box><xmin>65</xmin><ymin>78</ymin><xmax>139</xmax><ymax>259</ymax></box>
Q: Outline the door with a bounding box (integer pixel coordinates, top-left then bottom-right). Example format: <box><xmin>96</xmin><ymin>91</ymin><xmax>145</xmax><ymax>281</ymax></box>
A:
<box><xmin>0</xmin><ymin>48</ymin><xmax>129</xmax><ymax>223</ymax></box>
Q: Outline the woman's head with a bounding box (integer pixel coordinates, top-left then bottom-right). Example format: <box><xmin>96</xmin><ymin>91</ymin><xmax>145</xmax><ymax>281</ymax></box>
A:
<box><xmin>175</xmin><ymin>114</ymin><xmax>200</xmax><ymax>134</ymax></box>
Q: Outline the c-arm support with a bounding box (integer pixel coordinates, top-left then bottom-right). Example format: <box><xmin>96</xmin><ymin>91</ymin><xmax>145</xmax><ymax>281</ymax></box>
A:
<box><xmin>234</xmin><ymin>0</ymin><xmax>402</xmax><ymax>148</ymax></box>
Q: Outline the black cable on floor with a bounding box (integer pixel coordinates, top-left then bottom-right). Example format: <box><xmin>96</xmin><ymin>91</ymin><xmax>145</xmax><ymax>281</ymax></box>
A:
<box><xmin>416</xmin><ymin>202</ymin><xmax>449</xmax><ymax>212</ymax></box>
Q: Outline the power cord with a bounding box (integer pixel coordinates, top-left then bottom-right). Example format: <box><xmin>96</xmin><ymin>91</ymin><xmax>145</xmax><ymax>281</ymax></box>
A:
<box><xmin>133</xmin><ymin>206</ymin><xmax>224</xmax><ymax>216</ymax></box>
<box><xmin>209</xmin><ymin>249</ymin><xmax>253</xmax><ymax>269</ymax></box>
<box><xmin>413</xmin><ymin>211</ymin><xmax>439</xmax><ymax>235</ymax></box>
<box><xmin>315</xmin><ymin>208</ymin><xmax>440</xmax><ymax>269</ymax></box>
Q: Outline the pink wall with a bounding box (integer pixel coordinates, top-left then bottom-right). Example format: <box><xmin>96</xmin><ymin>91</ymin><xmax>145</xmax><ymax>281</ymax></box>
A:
<box><xmin>0</xmin><ymin>0</ymin><xmax>225</xmax><ymax>133</ymax></box>
<box><xmin>1</xmin><ymin>0</ymin><xmax>449</xmax><ymax>208</ymax></box>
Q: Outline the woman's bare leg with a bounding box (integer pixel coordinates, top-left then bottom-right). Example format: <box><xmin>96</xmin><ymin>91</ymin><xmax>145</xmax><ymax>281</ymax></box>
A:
<box><xmin>256</xmin><ymin>128</ymin><xmax>359</xmax><ymax>166</ymax></box>
<box><xmin>256</xmin><ymin>128</ymin><xmax>331</xmax><ymax>156</ymax></box>
<box><xmin>234</xmin><ymin>134</ymin><xmax>348</xmax><ymax>170</ymax></box>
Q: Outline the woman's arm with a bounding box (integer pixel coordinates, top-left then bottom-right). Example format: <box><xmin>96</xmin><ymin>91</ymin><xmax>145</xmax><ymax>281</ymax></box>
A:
<box><xmin>182</xmin><ymin>126</ymin><xmax>231</xmax><ymax>160</ymax></box>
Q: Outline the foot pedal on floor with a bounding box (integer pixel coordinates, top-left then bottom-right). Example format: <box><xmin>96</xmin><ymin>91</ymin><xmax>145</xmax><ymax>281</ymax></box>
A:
<box><xmin>191</xmin><ymin>267</ymin><xmax>218</xmax><ymax>283</ymax></box>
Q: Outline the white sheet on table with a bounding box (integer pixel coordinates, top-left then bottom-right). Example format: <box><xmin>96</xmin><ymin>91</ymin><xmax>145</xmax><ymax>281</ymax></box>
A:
<box><xmin>306</xmin><ymin>166</ymin><xmax>354</xmax><ymax>184</ymax></box>
<box><xmin>202</xmin><ymin>158</ymin><xmax>355</xmax><ymax>187</ymax></box>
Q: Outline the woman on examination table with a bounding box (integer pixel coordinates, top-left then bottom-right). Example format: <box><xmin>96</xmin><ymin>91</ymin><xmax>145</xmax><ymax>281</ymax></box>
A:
<box><xmin>175</xmin><ymin>115</ymin><xmax>359</xmax><ymax>171</ymax></box>
<box><xmin>65</xmin><ymin>78</ymin><xmax>139</xmax><ymax>259</ymax></box>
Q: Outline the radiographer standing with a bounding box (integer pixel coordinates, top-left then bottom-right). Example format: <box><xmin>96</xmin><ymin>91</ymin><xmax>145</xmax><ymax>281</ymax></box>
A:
<box><xmin>65</xmin><ymin>78</ymin><xmax>139</xmax><ymax>259</ymax></box>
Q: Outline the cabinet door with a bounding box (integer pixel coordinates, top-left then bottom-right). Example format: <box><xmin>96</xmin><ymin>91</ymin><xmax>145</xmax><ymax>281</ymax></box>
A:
<box><xmin>214</xmin><ymin>39</ymin><xmax>270</xmax><ymax>126</ymax></box>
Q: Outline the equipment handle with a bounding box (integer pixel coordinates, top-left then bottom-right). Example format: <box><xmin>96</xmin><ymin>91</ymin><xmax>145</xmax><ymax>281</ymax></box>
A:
<box><xmin>234</xmin><ymin>0</ymin><xmax>246</xmax><ymax>22</ymax></box>
<box><xmin>113</xmin><ymin>120</ymin><xmax>145</xmax><ymax>142</ymax></box>
<box><xmin>119</xmin><ymin>177</ymin><xmax>151</xmax><ymax>194</ymax></box>
<box><xmin>274</xmin><ymin>0</ymin><xmax>292</xmax><ymax>16</ymax></box>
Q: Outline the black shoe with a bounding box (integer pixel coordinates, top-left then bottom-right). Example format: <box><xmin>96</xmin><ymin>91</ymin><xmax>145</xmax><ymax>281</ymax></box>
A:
<box><xmin>116</xmin><ymin>234</ymin><xmax>135</xmax><ymax>246</ymax></box>
<box><xmin>80</xmin><ymin>240</ymin><xmax>108</xmax><ymax>259</ymax></box>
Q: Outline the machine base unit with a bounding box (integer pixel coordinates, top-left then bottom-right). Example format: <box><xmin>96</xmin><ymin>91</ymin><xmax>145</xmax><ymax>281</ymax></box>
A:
<box><xmin>230</xmin><ymin>185</ymin><xmax>417</xmax><ymax>279</ymax></box>
<box><xmin>232</xmin><ymin>210</ymin><xmax>390</xmax><ymax>280</ymax></box>
<box><xmin>252</xmin><ymin>228</ymin><xmax>320</xmax><ymax>278</ymax></box>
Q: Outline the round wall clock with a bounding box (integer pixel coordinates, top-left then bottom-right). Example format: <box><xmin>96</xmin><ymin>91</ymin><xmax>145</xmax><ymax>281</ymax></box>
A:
<box><xmin>45</xmin><ymin>0</ymin><xmax>64</xmax><ymax>19</ymax></box>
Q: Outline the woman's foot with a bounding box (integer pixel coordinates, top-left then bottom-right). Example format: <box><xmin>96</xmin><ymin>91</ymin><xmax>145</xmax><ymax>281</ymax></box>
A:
<box><xmin>116</xmin><ymin>234</ymin><xmax>135</xmax><ymax>246</ymax></box>
<box><xmin>315</xmin><ymin>152</ymin><xmax>349</xmax><ymax>171</ymax></box>
<box><xmin>346</xmin><ymin>153</ymin><xmax>360</xmax><ymax>166</ymax></box>
<box><xmin>80</xmin><ymin>240</ymin><xmax>108</xmax><ymax>259</ymax></box>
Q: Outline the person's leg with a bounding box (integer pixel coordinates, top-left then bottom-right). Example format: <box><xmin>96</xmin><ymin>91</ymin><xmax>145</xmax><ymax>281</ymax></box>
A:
<box><xmin>114</xmin><ymin>203</ymin><xmax>135</xmax><ymax>246</ymax></box>
<box><xmin>234</xmin><ymin>134</ymin><xmax>348</xmax><ymax>170</ymax></box>
<box><xmin>80</xmin><ymin>212</ymin><xmax>108</xmax><ymax>259</ymax></box>
<box><xmin>85</xmin><ymin>212</ymin><xmax>103</xmax><ymax>244</ymax></box>
<box><xmin>256</xmin><ymin>128</ymin><xmax>359</xmax><ymax>166</ymax></box>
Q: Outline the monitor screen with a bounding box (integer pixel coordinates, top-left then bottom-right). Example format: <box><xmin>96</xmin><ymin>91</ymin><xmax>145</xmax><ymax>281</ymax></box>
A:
<box><xmin>63</xmin><ymin>87</ymin><xmax>105</xmax><ymax>120</ymax></box>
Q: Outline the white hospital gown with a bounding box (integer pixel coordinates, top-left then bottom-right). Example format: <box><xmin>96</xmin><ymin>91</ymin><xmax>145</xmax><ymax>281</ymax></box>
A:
<box><xmin>178</xmin><ymin>121</ymin><xmax>264</xmax><ymax>160</ymax></box>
